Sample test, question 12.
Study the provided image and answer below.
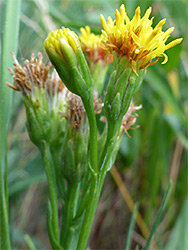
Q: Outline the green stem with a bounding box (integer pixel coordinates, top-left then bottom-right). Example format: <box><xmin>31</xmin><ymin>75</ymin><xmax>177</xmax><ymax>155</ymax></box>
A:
<box><xmin>0</xmin><ymin>165</ymin><xmax>10</xmax><ymax>249</ymax></box>
<box><xmin>41</xmin><ymin>141</ymin><xmax>60</xmax><ymax>244</ymax></box>
<box><xmin>99</xmin><ymin>122</ymin><xmax>120</xmax><ymax>174</ymax></box>
<box><xmin>61</xmin><ymin>183</ymin><xmax>77</xmax><ymax>247</ymax></box>
<box><xmin>77</xmin><ymin>173</ymin><xmax>106</xmax><ymax>250</ymax></box>
<box><xmin>83</xmin><ymin>97</ymin><xmax>98</xmax><ymax>173</ymax></box>
<box><xmin>77</xmin><ymin>107</ymin><xmax>120</xmax><ymax>249</ymax></box>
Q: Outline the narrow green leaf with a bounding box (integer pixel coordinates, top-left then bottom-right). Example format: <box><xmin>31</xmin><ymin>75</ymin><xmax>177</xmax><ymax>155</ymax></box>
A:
<box><xmin>143</xmin><ymin>181</ymin><xmax>173</xmax><ymax>250</ymax></box>
<box><xmin>0</xmin><ymin>0</ymin><xmax>21</xmax><ymax>249</ymax></box>
<box><xmin>165</xmin><ymin>196</ymin><xmax>188</xmax><ymax>250</ymax></box>
<box><xmin>145</xmin><ymin>69</ymin><xmax>186</xmax><ymax>127</ymax></box>
<box><xmin>125</xmin><ymin>203</ymin><xmax>139</xmax><ymax>250</ymax></box>
<box><xmin>24</xmin><ymin>235</ymin><xmax>37</xmax><ymax>250</ymax></box>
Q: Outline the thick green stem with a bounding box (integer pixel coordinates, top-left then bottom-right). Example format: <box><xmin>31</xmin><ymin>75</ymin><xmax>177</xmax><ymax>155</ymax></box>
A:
<box><xmin>99</xmin><ymin>122</ymin><xmax>120</xmax><ymax>173</ymax></box>
<box><xmin>0</xmin><ymin>165</ymin><xmax>10</xmax><ymax>249</ymax></box>
<box><xmin>83</xmin><ymin>97</ymin><xmax>98</xmax><ymax>173</ymax></box>
<box><xmin>77</xmin><ymin>172</ymin><xmax>107</xmax><ymax>249</ymax></box>
<box><xmin>41</xmin><ymin>141</ymin><xmax>60</xmax><ymax>244</ymax></box>
<box><xmin>76</xmin><ymin>123</ymin><xmax>121</xmax><ymax>250</ymax></box>
<box><xmin>61</xmin><ymin>183</ymin><xmax>77</xmax><ymax>246</ymax></box>
<box><xmin>77</xmin><ymin>175</ymin><xmax>99</xmax><ymax>249</ymax></box>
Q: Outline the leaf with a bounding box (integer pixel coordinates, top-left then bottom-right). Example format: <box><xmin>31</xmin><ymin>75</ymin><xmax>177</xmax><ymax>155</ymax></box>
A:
<box><xmin>165</xmin><ymin>196</ymin><xmax>188</xmax><ymax>250</ymax></box>
<box><xmin>0</xmin><ymin>0</ymin><xmax>21</xmax><ymax>249</ymax></box>
<box><xmin>145</xmin><ymin>68</ymin><xmax>186</xmax><ymax>127</ymax></box>
<box><xmin>125</xmin><ymin>203</ymin><xmax>139</xmax><ymax>250</ymax></box>
<box><xmin>143</xmin><ymin>182</ymin><xmax>173</xmax><ymax>250</ymax></box>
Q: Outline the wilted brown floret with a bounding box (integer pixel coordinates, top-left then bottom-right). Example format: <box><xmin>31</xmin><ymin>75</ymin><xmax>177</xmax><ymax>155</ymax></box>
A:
<box><xmin>59</xmin><ymin>91</ymin><xmax>103</xmax><ymax>130</ymax></box>
<box><xmin>100</xmin><ymin>101</ymin><xmax>142</xmax><ymax>136</ymax></box>
<box><xmin>121</xmin><ymin>101</ymin><xmax>142</xmax><ymax>136</ymax></box>
<box><xmin>6</xmin><ymin>52</ymin><xmax>64</xmax><ymax>96</ymax></box>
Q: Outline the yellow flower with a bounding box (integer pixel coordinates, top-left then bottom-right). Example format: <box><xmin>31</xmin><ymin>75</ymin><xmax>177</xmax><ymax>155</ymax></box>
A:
<box><xmin>45</xmin><ymin>28</ymin><xmax>79</xmax><ymax>55</ymax></box>
<box><xmin>100</xmin><ymin>4</ymin><xmax>183</xmax><ymax>74</ymax></box>
<box><xmin>79</xmin><ymin>26</ymin><xmax>112</xmax><ymax>64</ymax></box>
<box><xmin>80</xmin><ymin>26</ymin><xmax>101</xmax><ymax>51</ymax></box>
<box><xmin>44</xmin><ymin>28</ymin><xmax>81</xmax><ymax>70</ymax></box>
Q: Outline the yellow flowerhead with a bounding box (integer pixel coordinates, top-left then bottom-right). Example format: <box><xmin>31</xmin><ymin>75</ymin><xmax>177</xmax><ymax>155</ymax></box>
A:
<box><xmin>79</xmin><ymin>26</ymin><xmax>112</xmax><ymax>64</ymax></box>
<box><xmin>44</xmin><ymin>28</ymin><xmax>81</xmax><ymax>70</ymax></box>
<box><xmin>45</xmin><ymin>28</ymin><xmax>79</xmax><ymax>55</ymax></box>
<box><xmin>80</xmin><ymin>26</ymin><xmax>101</xmax><ymax>51</ymax></box>
<box><xmin>100</xmin><ymin>4</ymin><xmax>183</xmax><ymax>73</ymax></box>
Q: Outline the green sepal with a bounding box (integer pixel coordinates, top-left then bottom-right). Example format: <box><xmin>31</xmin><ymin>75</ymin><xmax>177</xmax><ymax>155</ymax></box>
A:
<box><xmin>116</xmin><ymin>56</ymin><xmax>129</xmax><ymax>79</ymax></box>
<box><xmin>133</xmin><ymin>69</ymin><xmax>144</xmax><ymax>93</ymax></box>
<box><xmin>74</xmin><ymin>132</ymin><xmax>86</xmax><ymax>167</ymax></box>
<box><xmin>70</xmin><ymin>66</ymin><xmax>90</xmax><ymax>101</ymax></box>
<box><xmin>104</xmin><ymin>70</ymin><xmax>117</xmax><ymax>116</ymax></box>
<box><xmin>111</xmin><ymin>51</ymin><xmax>118</xmax><ymax>72</ymax></box>
<box><xmin>111</xmin><ymin>92</ymin><xmax>121</xmax><ymax>121</ymax></box>
<box><xmin>49</xmin><ymin>107</ymin><xmax>65</xmax><ymax>147</ymax></box>
<box><xmin>59</xmin><ymin>38</ymin><xmax>77</xmax><ymax>67</ymax></box>
<box><xmin>77</xmin><ymin>47</ymin><xmax>92</xmax><ymax>88</ymax></box>
<box><xmin>62</xmin><ymin>139</ymin><xmax>76</xmax><ymax>182</ymax></box>
<box><xmin>34</xmin><ymin>88</ymin><xmax>49</xmax><ymax>116</ymax></box>
<box><xmin>113</xmin><ymin>67</ymin><xmax>132</xmax><ymax>103</ymax></box>
<box><xmin>46</xmin><ymin>47</ymin><xmax>71</xmax><ymax>86</ymax></box>
<box><xmin>121</xmin><ymin>75</ymin><xmax>137</xmax><ymax>117</ymax></box>
<box><xmin>23</xmin><ymin>98</ymin><xmax>44</xmax><ymax>149</ymax></box>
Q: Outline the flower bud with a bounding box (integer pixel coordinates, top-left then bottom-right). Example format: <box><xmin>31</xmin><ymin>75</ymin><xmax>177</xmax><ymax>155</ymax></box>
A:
<box><xmin>44</xmin><ymin>28</ymin><xmax>92</xmax><ymax>102</ymax></box>
<box><xmin>61</xmin><ymin>128</ymin><xmax>88</xmax><ymax>183</ymax></box>
<box><xmin>7</xmin><ymin>53</ymin><xmax>67</xmax><ymax>150</ymax></box>
<box><xmin>104</xmin><ymin>54</ymin><xmax>144</xmax><ymax>134</ymax></box>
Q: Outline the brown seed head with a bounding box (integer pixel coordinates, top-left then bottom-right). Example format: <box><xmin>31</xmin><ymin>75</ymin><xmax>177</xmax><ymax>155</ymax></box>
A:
<box><xmin>6</xmin><ymin>52</ymin><xmax>64</xmax><ymax>97</ymax></box>
<box><xmin>59</xmin><ymin>91</ymin><xmax>103</xmax><ymax>130</ymax></box>
<box><xmin>121</xmin><ymin>101</ymin><xmax>142</xmax><ymax>136</ymax></box>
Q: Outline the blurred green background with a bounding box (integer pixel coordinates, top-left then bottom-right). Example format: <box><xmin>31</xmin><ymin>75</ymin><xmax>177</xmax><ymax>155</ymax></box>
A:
<box><xmin>1</xmin><ymin>0</ymin><xmax>187</xmax><ymax>249</ymax></box>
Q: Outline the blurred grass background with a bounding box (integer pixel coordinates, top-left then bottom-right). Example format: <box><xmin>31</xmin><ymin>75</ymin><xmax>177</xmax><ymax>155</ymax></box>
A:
<box><xmin>0</xmin><ymin>0</ymin><xmax>187</xmax><ymax>249</ymax></box>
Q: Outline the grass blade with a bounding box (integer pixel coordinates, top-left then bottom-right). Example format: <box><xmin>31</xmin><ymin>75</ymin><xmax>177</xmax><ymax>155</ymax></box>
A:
<box><xmin>145</xmin><ymin>68</ymin><xmax>186</xmax><ymax>127</ymax></box>
<box><xmin>143</xmin><ymin>181</ymin><xmax>173</xmax><ymax>250</ymax></box>
<box><xmin>24</xmin><ymin>234</ymin><xmax>37</xmax><ymax>250</ymax></box>
<box><xmin>125</xmin><ymin>202</ymin><xmax>139</xmax><ymax>250</ymax></box>
<box><xmin>165</xmin><ymin>195</ymin><xmax>188</xmax><ymax>249</ymax></box>
<box><xmin>0</xmin><ymin>0</ymin><xmax>21</xmax><ymax>249</ymax></box>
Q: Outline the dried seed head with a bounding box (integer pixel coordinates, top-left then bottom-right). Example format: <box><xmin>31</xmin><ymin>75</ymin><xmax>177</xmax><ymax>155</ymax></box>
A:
<box><xmin>121</xmin><ymin>101</ymin><xmax>142</xmax><ymax>136</ymax></box>
<box><xmin>100</xmin><ymin>101</ymin><xmax>142</xmax><ymax>136</ymax></box>
<box><xmin>6</xmin><ymin>52</ymin><xmax>64</xmax><ymax>97</ymax></box>
<box><xmin>59</xmin><ymin>91</ymin><xmax>103</xmax><ymax>130</ymax></box>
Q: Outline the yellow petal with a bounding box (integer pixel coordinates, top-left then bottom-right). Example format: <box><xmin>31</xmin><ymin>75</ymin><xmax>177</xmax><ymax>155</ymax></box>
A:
<box><xmin>161</xmin><ymin>53</ymin><xmax>168</xmax><ymax>64</ymax></box>
<box><xmin>162</xmin><ymin>27</ymin><xmax>174</xmax><ymax>41</ymax></box>
<box><xmin>155</xmin><ymin>18</ymin><xmax>166</xmax><ymax>30</ymax></box>
<box><xmin>120</xmin><ymin>4</ymin><xmax>125</xmax><ymax>24</ymax></box>
<box><xmin>165</xmin><ymin>38</ymin><xmax>183</xmax><ymax>50</ymax></box>
<box><xmin>100</xmin><ymin>14</ymin><xmax>109</xmax><ymax>33</ymax></box>
<box><xmin>132</xmin><ymin>6</ymin><xmax>140</xmax><ymax>28</ymax></box>
<box><xmin>131</xmin><ymin>31</ymin><xmax>141</xmax><ymax>45</ymax></box>
<box><xmin>142</xmin><ymin>7</ymin><xmax>152</xmax><ymax>20</ymax></box>
<box><xmin>85</xmin><ymin>26</ymin><xmax>90</xmax><ymax>34</ymax></box>
<box><xmin>115</xmin><ymin>9</ymin><xmax>121</xmax><ymax>28</ymax></box>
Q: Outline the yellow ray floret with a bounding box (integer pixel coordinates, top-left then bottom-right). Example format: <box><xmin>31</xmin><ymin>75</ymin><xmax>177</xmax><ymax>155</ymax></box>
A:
<box><xmin>79</xmin><ymin>26</ymin><xmax>101</xmax><ymax>50</ymax></box>
<box><xmin>79</xmin><ymin>26</ymin><xmax>109</xmax><ymax>63</ymax></box>
<box><xmin>100</xmin><ymin>4</ymin><xmax>183</xmax><ymax>73</ymax></box>
<box><xmin>44</xmin><ymin>28</ymin><xmax>80</xmax><ymax>57</ymax></box>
